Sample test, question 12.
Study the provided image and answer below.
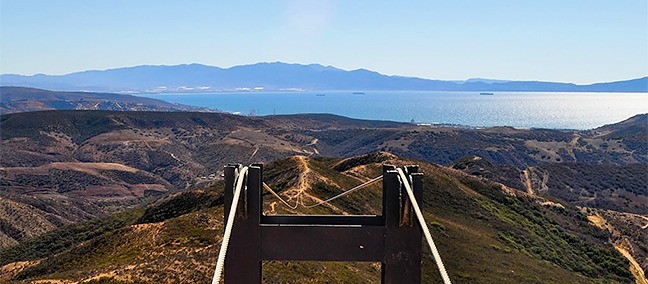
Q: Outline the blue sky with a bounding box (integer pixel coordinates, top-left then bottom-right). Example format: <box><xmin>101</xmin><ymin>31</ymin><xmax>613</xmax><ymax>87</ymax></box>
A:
<box><xmin>1</xmin><ymin>0</ymin><xmax>646</xmax><ymax>84</ymax></box>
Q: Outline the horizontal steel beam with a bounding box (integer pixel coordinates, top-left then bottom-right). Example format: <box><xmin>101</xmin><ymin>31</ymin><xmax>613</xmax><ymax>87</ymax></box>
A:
<box><xmin>261</xmin><ymin>215</ymin><xmax>384</xmax><ymax>226</ymax></box>
<box><xmin>260</xmin><ymin>225</ymin><xmax>385</xmax><ymax>261</ymax></box>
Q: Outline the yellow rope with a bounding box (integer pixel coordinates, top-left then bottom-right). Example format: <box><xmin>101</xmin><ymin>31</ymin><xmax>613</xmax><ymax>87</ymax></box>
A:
<box><xmin>212</xmin><ymin>166</ymin><xmax>248</xmax><ymax>284</ymax></box>
<box><xmin>396</xmin><ymin>168</ymin><xmax>452</xmax><ymax>284</ymax></box>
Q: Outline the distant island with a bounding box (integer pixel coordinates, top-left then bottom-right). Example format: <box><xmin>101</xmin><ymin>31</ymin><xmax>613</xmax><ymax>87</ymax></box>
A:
<box><xmin>1</xmin><ymin>62</ymin><xmax>647</xmax><ymax>93</ymax></box>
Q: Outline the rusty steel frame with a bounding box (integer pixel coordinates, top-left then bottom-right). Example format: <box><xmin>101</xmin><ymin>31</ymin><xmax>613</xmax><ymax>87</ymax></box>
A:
<box><xmin>223</xmin><ymin>163</ymin><xmax>423</xmax><ymax>283</ymax></box>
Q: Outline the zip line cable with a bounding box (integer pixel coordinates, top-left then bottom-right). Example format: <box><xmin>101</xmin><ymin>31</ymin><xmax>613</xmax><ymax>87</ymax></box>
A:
<box><xmin>261</xmin><ymin>176</ymin><xmax>383</xmax><ymax>210</ymax></box>
<box><xmin>396</xmin><ymin>168</ymin><xmax>452</xmax><ymax>284</ymax></box>
<box><xmin>303</xmin><ymin>176</ymin><xmax>383</xmax><ymax>208</ymax></box>
<box><xmin>262</xmin><ymin>182</ymin><xmax>298</xmax><ymax>210</ymax></box>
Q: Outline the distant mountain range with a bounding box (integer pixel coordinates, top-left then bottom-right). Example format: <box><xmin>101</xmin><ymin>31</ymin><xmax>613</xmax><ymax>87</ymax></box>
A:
<box><xmin>1</xmin><ymin>62</ymin><xmax>646</xmax><ymax>93</ymax></box>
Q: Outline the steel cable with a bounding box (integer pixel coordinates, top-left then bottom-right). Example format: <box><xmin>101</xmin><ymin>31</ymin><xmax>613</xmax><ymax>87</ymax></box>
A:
<box><xmin>303</xmin><ymin>176</ymin><xmax>383</xmax><ymax>208</ymax></box>
<box><xmin>261</xmin><ymin>176</ymin><xmax>383</xmax><ymax>209</ymax></box>
<box><xmin>262</xmin><ymin>182</ymin><xmax>299</xmax><ymax>210</ymax></box>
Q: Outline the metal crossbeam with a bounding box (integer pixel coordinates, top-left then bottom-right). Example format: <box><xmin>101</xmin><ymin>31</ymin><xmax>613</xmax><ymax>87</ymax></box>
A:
<box><xmin>221</xmin><ymin>163</ymin><xmax>423</xmax><ymax>284</ymax></box>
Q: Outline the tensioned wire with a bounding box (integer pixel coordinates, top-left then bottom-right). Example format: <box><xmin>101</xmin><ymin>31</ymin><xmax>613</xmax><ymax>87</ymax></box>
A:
<box><xmin>261</xmin><ymin>175</ymin><xmax>383</xmax><ymax>209</ymax></box>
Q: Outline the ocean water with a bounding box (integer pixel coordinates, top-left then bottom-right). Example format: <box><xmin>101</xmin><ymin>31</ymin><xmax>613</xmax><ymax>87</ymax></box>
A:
<box><xmin>138</xmin><ymin>91</ymin><xmax>648</xmax><ymax>129</ymax></box>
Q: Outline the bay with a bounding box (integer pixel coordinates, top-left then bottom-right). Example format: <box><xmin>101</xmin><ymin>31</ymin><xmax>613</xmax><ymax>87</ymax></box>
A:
<box><xmin>138</xmin><ymin>91</ymin><xmax>648</xmax><ymax>130</ymax></box>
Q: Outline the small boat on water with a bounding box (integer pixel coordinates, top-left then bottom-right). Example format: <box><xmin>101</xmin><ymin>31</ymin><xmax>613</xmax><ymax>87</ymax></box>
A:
<box><xmin>480</xmin><ymin>92</ymin><xmax>494</xmax><ymax>96</ymax></box>
<box><xmin>353</xmin><ymin>92</ymin><xmax>366</xmax><ymax>95</ymax></box>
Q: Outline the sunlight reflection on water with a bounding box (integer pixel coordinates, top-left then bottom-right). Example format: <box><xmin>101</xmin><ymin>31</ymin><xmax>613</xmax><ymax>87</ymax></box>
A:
<box><xmin>139</xmin><ymin>91</ymin><xmax>648</xmax><ymax>129</ymax></box>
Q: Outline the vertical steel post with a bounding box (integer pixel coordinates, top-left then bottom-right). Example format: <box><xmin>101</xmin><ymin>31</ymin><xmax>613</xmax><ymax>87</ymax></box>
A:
<box><xmin>382</xmin><ymin>165</ymin><xmax>422</xmax><ymax>283</ymax></box>
<box><xmin>223</xmin><ymin>164</ymin><xmax>262</xmax><ymax>283</ymax></box>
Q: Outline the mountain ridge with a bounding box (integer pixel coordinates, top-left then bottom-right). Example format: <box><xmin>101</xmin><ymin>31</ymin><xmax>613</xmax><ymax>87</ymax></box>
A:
<box><xmin>2</xmin><ymin>62</ymin><xmax>646</xmax><ymax>92</ymax></box>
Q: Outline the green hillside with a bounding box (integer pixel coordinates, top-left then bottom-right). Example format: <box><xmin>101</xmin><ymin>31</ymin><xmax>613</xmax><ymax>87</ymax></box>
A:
<box><xmin>0</xmin><ymin>153</ymin><xmax>632</xmax><ymax>283</ymax></box>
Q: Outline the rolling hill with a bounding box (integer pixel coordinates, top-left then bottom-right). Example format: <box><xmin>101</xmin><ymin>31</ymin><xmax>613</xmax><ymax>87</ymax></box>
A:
<box><xmin>0</xmin><ymin>110</ymin><xmax>646</xmax><ymax>282</ymax></box>
<box><xmin>2</xmin><ymin>62</ymin><xmax>647</xmax><ymax>92</ymax></box>
<box><xmin>0</xmin><ymin>154</ymin><xmax>636</xmax><ymax>283</ymax></box>
<box><xmin>451</xmin><ymin>156</ymin><xmax>648</xmax><ymax>213</ymax></box>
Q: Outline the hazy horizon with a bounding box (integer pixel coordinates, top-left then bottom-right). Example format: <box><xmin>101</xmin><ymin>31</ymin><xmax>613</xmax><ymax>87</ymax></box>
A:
<box><xmin>1</xmin><ymin>1</ymin><xmax>647</xmax><ymax>84</ymax></box>
<box><xmin>2</xmin><ymin>61</ymin><xmax>647</xmax><ymax>85</ymax></box>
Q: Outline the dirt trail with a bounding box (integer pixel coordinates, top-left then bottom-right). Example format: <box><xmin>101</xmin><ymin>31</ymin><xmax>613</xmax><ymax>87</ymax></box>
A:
<box><xmin>288</xmin><ymin>156</ymin><xmax>312</xmax><ymax>204</ymax></box>
<box><xmin>143</xmin><ymin>141</ymin><xmax>182</xmax><ymax>163</ymax></box>
<box><xmin>569</xmin><ymin>135</ymin><xmax>580</xmax><ymax>147</ymax></box>
<box><xmin>587</xmin><ymin>214</ymin><xmax>610</xmax><ymax>231</ymax></box>
<box><xmin>521</xmin><ymin>167</ymin><xmax>549</xmax><ymax>196</ymax></box>
<box><xmin>615</xmin><ymin>242</ymin><xmax>648</xmax><ymax>284</ymax></box>
<box><xmin>587</xmin><ymin>213</ymin><xmax>647</xmax><ymax>284</ymax></box>
<box><xmin>281</xmin><ymin>156</ymin><xmax>344</xmax><ymax>213</ymax></box>
<box><xmin>538</xmin><ymin>170</ymin><xmax>549</xmax><ymax>194</ymax></box>
<box><xmin>250</xmin><ymin>145</ymin><xmax>260</xmax><ymax>159</ymax></box>
<box><xmin>49</xmin><ymin>162</ymin><xmax>139</xmax><ymax>173</ymax></box>
<box><xmin>522</xmin><ymin>168</ymin><xmax>535</xmax><ymax>195</ymax></box>
<box><xmin>0</xmin><ymin>260</ymin><xmax>40</xmax><ymax>281</ymax></box>
<box><xmin>567</xmin><ymin>135</ymin><xmax>580</xmax><ymax>160</ymax></box>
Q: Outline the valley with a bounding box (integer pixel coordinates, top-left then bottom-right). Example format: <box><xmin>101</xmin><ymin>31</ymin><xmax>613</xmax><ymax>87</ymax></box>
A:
<box><xmin>0</xmin><ymin>154</ymin><xmax>638</xmax><ymax>283</ymax></box>
<box><xmin>0</xmin><ymin>109</ymin><xmax>646</xmax><ymax>283</ymax></box>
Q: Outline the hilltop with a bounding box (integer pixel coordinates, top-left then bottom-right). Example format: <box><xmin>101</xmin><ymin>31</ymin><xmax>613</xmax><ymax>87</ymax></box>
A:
<box><xmin>0</xmin><ymin>153</ymin><xmax>635</xmax><ymax>283</ymax></box>
<box><xmin>2</xmin><ymin>62</ymin><xmax>647</xmax><ymax>92</ymax></box>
